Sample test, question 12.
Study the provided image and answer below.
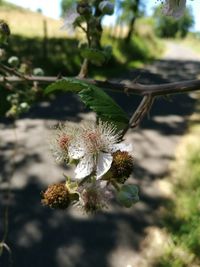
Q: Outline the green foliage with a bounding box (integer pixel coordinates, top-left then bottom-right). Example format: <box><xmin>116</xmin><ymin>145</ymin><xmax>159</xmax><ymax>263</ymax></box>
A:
<box><xmin>80</xmin><ymin>48</ymin><xmax>106</xmax><ymax>66</ymax></box>
<box><xmin>116</xmin><ymin>184</ymin><xmax>139</xmax><ymax>208</ymax></box>
<box><xmin>153</xmin><ymin>123</ymin><xmax>200</xmax><ymax>266</ymax></box>
<box><xmin>45</xmin><ymin>78</ymin><xmax>129</xmax><ymax>130</ymax></box>
<box><xmin>153</xmin><ymin>6</ymin><xmax>194</xmax><ymax>38</ymax></box>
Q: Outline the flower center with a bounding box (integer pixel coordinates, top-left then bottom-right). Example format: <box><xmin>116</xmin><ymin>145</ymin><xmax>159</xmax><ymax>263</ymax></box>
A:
<box><xmin>58</xmin><ymin>135</ymin><xmax>70</xmax><ymax>150</ymax></box>
<box><xmin>84</xmin><ymin>131</ymin><xmax>102</xmax><ymax>153</ymax></box>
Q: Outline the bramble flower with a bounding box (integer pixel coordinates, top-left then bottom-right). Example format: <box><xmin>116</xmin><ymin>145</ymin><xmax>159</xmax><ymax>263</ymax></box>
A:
<box><xmin>69</xmin><ymin>120</ymin><xmax>132</xmax><ymax>180</ymax></box>
<box><xmin>162</xmin><ymin>0</ymin><xmax>186</xmax><ymax>18</ymax></box>
<box><xmin>50</xmin><ymin>123</ymin><xmax>79</xmax><ymax>163</ymax></box>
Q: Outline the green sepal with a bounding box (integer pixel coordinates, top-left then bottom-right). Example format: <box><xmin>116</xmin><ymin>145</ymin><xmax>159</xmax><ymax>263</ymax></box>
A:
<box><xmin>116</xmin><ymin>184</ymin><xmax>139</xmax><ymax>208</ymax></box>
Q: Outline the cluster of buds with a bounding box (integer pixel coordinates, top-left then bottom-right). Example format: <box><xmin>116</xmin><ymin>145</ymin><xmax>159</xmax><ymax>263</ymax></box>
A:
<box><xmin>4</xmin><ymin>55</ymin><xmax>44</xmax><ymax>119</ymax></box>
<box><xmin>42</xmin><ymin>120</ymin><xmax>135</xmax><ymax>213</ymax></box>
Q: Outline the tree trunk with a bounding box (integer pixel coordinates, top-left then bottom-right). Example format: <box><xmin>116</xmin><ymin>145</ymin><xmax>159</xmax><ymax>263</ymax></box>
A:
<box><xmin>125</xmin><ymin>0</ymin><xmax>140</xmax><ymax>43</ymax></box>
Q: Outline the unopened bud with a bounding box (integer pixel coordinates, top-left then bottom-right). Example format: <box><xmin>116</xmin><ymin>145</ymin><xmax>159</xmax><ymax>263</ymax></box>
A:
<box><xmin>20</xmin><ymin>102</ymin><xmax>30</xmax><ymax>111</ymax></box>
<box><xmin>99</xmin><ymin>1</ymin><xmax>114</xmax><ymax>15</ymax></box>
<box><xmin>77</xmin><ymin>2</ymin><xmax>92</xmax><ymax>16</ymax></box>
<box><xmin>8</xmin><ymin>56</ymin><xmax>19</xmax><ymax>67</ymax></box>
<box><xmin>33</xmin><ymin>68</ymin><xmax>44</xmax><ymax>76</ymax></box>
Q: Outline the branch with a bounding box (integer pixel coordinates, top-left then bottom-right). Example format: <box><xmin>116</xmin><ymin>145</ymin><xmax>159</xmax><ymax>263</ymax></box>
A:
<box><xmin>122</xmin><ymin>95</ymin><xmax>155</xmax><ymax>136</ymax></box>
<box><xmin>1</xmin><ymin>75</ymin><xmax>200</xmax><ymax>96</ymax></box>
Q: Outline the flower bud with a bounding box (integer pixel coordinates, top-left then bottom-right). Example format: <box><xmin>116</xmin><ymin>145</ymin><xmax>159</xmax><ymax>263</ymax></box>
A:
<box><xmin>76</xmin><ymin>2</ymin><xmax>92</xmax><ymax>16</ymax></box>
<box><xmin>41</xmin><ymin>183</ymin><xmax>71</xmax><ymax>209</ymax></box>
<box><xmin>99</xmin><ymin>1</ymin><xmax>114</xmax><ymax>15</ymax></box>
<box><xmin>110</xmin><ymin>150</ymin><xmax>134</xmax><ymax>183</ymax></box>
<box><xmin>19</xmin><ymin>102</ymin><xmax>30</xmax><ymax>112</ymax></box>
<box><xmin>8</xmin><ymin>56</ymin><xmax>19</xmax><ymax>67</ymax></box>
<box><xmin>33</xmin><ymin>68</ymin><xmax>44</xmax><ymax>76</ymax></box>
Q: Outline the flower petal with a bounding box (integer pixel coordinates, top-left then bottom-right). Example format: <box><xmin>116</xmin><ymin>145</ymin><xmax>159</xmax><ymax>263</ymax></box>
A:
<box><xmin>68</xmin><ymin>145</ymin><xmax>85</xmax><ymax>159</ymax></box>
<box><xmin>113</xmin><ymin>143</ymin><xmax>133</xmax><ymax>153</ymax></box>
<box><xmin>96</xmin><ymin>152</ymin><xmax>113</xmax><ymax>179</ymax></box>
<box><xmin>75</xmin><ymin>155</ymin><xmax>94</xmax><ymax>179</ymax></box>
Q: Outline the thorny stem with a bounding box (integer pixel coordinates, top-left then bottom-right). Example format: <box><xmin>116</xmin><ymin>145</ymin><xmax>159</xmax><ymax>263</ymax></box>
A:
<box><xmin>1</xmin><ymin>76</ymin><xmax>200</xmax><ymax>97</ymax></box>
<box><xmin>0</xmin><ymin>62</ymin><xmax>28</xmax><ymax>80</ymax></box>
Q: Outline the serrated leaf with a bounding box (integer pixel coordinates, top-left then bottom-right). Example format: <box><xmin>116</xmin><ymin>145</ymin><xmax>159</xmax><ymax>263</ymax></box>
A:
<box><xmin>44</xmin><ymin>78</ymin><xmax>88</xmax><ymax>95</ymax></box>
<box><xmin>78</xmin><ymin>86</ymin><xmax>128</xmax><ymax>130</ymax></box>
<box><xmin>45</xmin><ymin>78</ymin><xmax>128</xmax><ymax>131</ymax></box>
<box><xmin>116</xmin><ymin>184</ymin><xmax>139</xmax><ymax>208</ymax></box>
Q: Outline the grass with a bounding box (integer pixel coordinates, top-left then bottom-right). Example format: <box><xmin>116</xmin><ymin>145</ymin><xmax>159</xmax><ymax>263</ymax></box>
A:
<box><xmin>152</xmin><ymin>100</ymin><xmax>200</xmax><ymax>267</ymax></box>
<box><xmin>0</xmin><ymin>0</ymin><xmax>66</xmax><ymax>38</ymax></box>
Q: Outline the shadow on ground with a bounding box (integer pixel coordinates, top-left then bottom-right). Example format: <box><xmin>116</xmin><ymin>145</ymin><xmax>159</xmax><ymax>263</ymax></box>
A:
<box><xmin>0</xmin><ymin>58</ymin><xmax>199</xmax><ymax>267</ymax></box>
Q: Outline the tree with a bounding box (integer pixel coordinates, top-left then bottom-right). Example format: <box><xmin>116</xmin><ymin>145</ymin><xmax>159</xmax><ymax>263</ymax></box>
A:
<box><xmin>154</xmin><ymin>6</ymin><xmax>194</xmax><ymax>38</ymax></box>
<box><xmin>117</xmin><ymin>0</ymin><xmax>145</xmax><ymax>43</ymax></box>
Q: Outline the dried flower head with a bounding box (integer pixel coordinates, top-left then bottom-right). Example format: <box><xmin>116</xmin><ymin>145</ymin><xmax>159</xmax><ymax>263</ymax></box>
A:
<box><xmin>42</xmin><ymin>183</ymin><xmax>70</xmax><ymax>209</ymax></box>
<box><xmin>110</xmin><ymin>150</ymin><xmax>134</xmax><ymax>183</ymax></box>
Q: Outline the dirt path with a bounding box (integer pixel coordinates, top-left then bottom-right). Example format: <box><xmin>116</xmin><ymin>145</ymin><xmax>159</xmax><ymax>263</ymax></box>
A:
<box><xmin>1</xmin><ymin>42</ymin><xmax>200</xmax><ymax>267</ymax></box>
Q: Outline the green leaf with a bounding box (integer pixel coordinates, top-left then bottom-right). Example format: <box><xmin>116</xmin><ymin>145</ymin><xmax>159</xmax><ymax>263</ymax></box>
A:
<box><xmin>81</xmin><ymin>48</ymin><xmax>106</xmax><ymax>66</ymax></box>
<box><xmin>44</xmin><ymin>78</ymin><xmax>88</xmax><ymax>95</ymax></box>
<box><xmin>116</xmin><ymin>184</ymin><xmax>139</xmax><ymax>208</ymax></box>
<box><xmin>78</xmin><ymin>86</ymin><xmax>128</xmax><ymax>130</ymax></box>
<box><xmin>45</xmin><ymin>78</ymin><xmax>128</xmax><ymax>130</ymax></box>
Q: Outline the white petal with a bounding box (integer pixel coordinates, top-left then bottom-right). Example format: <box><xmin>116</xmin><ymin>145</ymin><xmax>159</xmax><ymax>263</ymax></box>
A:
<box><xmin>96</xmin><ymin>152</ymin><xmax>113</xmax><ymax>179</ymax></box>
<box><xmin>113</xmin><ymin>142</ymin><xmax>133</xmax><ymax>153</ymax></box>
<box><xmin>74</xmin><ymin>155</ymin><xmax>94</xmax><ymax>179</ymax></box>
<box><xmin>68</xmin><ymin>145</ymin><xmax>85</xmax><ymax>159</ymax></box>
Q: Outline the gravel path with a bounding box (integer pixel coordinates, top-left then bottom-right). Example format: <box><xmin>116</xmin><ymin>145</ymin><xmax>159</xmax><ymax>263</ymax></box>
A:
<box><xmin>1</xmin><ymin>41</ymin><xmax>200</xmax><ymax>267</ymax></box>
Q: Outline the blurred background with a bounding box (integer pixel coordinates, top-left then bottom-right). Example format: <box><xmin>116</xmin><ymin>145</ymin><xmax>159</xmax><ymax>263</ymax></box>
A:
<box><xmin>1</xmin><ymin>1</ymin><xmax>200</xmax><ymax>267</ymax></box>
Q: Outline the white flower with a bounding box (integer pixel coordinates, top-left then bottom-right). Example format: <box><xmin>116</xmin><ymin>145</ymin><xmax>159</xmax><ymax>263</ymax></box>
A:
<box><xmin>50</xmin><ymin>123</ymin><xmax>79</xmax><ymax>163</ymax></box>
<box><xmin>162</xmin><ymin>0</ymin><xmax>186</xmax><ymax>18</ymax></box>
<box><xmin>70</xmin><ymin>121</ymin><xmax>133</xmax><ymax>180</ymax></box>
<box><xmin>69</xmin><ymin>120</ymin><xmax>123</xmax><ymax>180</ymax></box>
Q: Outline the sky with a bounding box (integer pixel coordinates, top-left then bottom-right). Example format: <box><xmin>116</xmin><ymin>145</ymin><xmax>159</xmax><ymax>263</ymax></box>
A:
<box><xmin>6</xmin><ymin>0</ymin><xmax>200</xmax><ymax>31</ymax></box>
